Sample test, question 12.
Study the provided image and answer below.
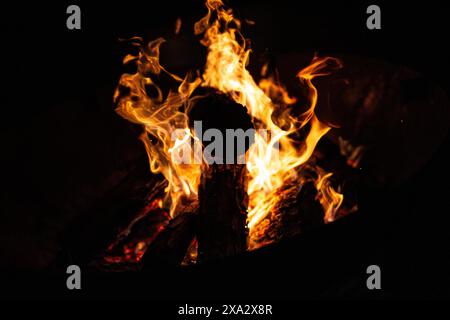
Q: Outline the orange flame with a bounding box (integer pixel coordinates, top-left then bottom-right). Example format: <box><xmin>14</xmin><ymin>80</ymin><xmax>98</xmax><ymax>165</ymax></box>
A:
<box><xmin>115</xmin><ymin>0</ymin><xmax>345</xmax><ymax>250</ymax></box>
<box><xmin>114</xmin><ymin>37</ymin><xmax>202</xmax><ymax>217</ymax></box>
<box><xmin>195</xmin><ymin>0</ymin><xmax>344</xmax><ymax>248</ymax></box>
<box><xmin>315</xmin><ymin>172</ymin><xmax>344</xmax><ymax>223</ymax></box>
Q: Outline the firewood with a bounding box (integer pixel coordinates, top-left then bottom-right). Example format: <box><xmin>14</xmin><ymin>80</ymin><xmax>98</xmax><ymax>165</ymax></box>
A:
<box><xmin>51</xmin><ymin>156</ymin><xmax>166</xmax><ymax>269</ymax></box>
<box><xmin>142</xmin><ymin>208</ymin><xmax>198</xmax><ymax>267</ymax></box>
<box><xmin>197</xmin><ymin>164</ymin><xmax>248</xmax><ymax>262</ymax></box>
<box><xmin>189</xmin><ymin>88</ymin><xmax>252</xmax><ymax>262</ymax></box>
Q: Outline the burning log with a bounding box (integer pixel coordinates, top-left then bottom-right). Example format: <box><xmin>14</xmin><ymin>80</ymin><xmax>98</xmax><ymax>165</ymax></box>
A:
<box><xmin>248</xmin><ymin>176</ymin><xmax>324</xmax><ymax>249</ymax></box>
<box><xmin>51</xmin><ymin>156</ymin><xmax>166</xmax><ymax>269</ymax></box>
<box><xmin>275</xmin><ymin>179</ymin><xmax>324</xmax><ymax>242</ymax></box>
<box><xmin>197</xmin><ymin>164</ymin><xmax>248</xmax><ymax>262</ymax></box>
<box><xmin>142</xmin><ymin>208</ymin><xmax>198</xmax><ymax>267</ymax></box>
<box><xmin>189</xmin><ymin>88</ymin><xmax>253</xmax><ymax>262</ymax></box>
<box><xmin>141</xmin><ymin>163</ymin><xmax>249</xmax><ymax>267</ymax></box>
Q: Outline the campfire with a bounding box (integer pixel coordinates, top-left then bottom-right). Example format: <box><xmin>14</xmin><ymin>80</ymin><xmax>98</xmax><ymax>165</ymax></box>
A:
<box><xmin>100</xmin><ymin>0</ymin><xmax>356</xmax><ymax>269</ymax></box>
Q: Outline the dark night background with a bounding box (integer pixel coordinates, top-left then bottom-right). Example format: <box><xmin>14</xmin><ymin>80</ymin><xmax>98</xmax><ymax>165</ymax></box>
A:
<box><xmin>0</xmin><ymin>0</ymin><xmax>449</xmax><ymax>304</ymax></box>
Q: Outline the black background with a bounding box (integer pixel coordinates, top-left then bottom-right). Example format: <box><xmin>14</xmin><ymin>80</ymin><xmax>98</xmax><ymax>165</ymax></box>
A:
<box><xmin>0</xmin><ymin>0</ymin><xmax>449</xmax><ymax>303</ymax></box>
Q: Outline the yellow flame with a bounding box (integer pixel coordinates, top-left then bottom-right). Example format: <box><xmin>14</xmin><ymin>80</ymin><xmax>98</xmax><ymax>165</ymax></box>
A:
<box><xmin>115</xmin><ymin>0</ymin><xmax>345</xmax><ymax>249</ymax></box>
<box><xmin>195</xmin><ymin>0</ymin><xmax>344</xmax><ymax>248</ymax></box>
<box><xmin>114</xmin><ymin>37</ymin><xmax>202</xmax><ymax>217</ymax></box>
